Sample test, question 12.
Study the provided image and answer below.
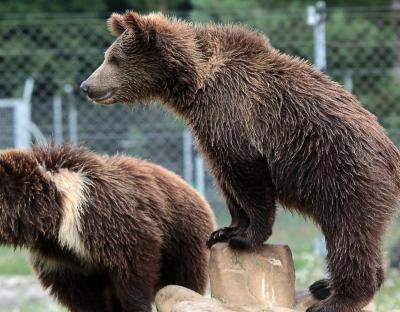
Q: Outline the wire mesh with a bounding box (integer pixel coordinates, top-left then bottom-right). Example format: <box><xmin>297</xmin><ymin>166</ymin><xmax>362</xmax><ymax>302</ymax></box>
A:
<box><xmin>0</xmin><ymin>7</ymin><xmax>399</xmax><ymax>222</ymax></box>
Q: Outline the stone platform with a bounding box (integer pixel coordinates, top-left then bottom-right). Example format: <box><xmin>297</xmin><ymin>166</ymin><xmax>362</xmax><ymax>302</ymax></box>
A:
<box><xmin>155</xmin><ymin>243</ymin><xmax>380</xmax><ymax>312</ymax></box>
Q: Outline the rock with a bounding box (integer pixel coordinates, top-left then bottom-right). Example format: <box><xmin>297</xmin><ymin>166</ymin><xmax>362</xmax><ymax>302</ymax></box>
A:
<box><xmin>155</xmin><ymin>285</ymin><xmax>205</xmax><ymax>312</ymax></box>
<box><xmin>171</xmin><ymin>300</ymin><xmax>253</xmax><ymax>312</ymax></box>
<box><xmin>266</xmin><ymin>308</ymin><xmax>298</xmax><ymax>312</ymax></box>
<box><xmin>171</xmin><ymin>300</ymin><xmax>299</xmax><ymax>312</ymax></box>
<box><xmin>155</xmin><ymin>284</ymin><xmax>299</xmax><ymax>312</ymax></box>
<box><xmin>362</xmin><ymin>302</ymin><xmax>375</xmax><ymax>312</ymax></box>
<box><xmin>156</xmin><ymin>245</ymin><xmax>383</xmax><ymax>312</ymax></box>
<box><xmin>209</xmin><ymin>243</ymin><xmax>296</xmax><ymax>308</ymax></box>
<box><xmin>155</xmin><ymin>286</ymin><xmax>254</xmax><ymax>312</ymax></box>
<box><xmin>294</xmin><ymin>289</ymin><xmax>317</xmax><ymax>311</ymax></box>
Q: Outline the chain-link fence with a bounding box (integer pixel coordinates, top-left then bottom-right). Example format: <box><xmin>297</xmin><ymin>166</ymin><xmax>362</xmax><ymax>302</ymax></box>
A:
<box><xmin>0</xmin><ymin>4</ymin><xmax>399</xmax><ymax>223</ymax></box>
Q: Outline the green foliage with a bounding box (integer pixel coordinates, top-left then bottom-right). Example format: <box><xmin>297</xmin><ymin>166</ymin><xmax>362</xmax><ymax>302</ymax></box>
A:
<box><xmin>326</xmin><ymin>10</ymin><xmax>395</xmax><ymax>70</ymax></box>
<box><xmin>358</xmin><ymin>76</ymin><xmax>400</xmax><ymax>145</ymax></box>
<box><xmin>324</xmin><ymin>9</ymin><xmax>399</xmax><ymax>132</ymax></box>
<box><xmin>0</xmin><ymin>0</ymin><xmax>193</xmax><ymax>15</ymax></box>
<box><xmin>327</xmin><ymin>0</ymin><xmax>391</xmax><ymax>6</ymax></box>
<box><xmin>189</xmin><ymin>0</ymin><xmax>262</xmax><ymax>23</ymax></box>
<box><xmin>122</xmin><ymin>0</ymin><xmax>192</xmax><ymax>12</ymax></box>
<box><xmin>0</xmin><ymin>0</ymin><xmax>106</xmax><ymax>14</ymax></box>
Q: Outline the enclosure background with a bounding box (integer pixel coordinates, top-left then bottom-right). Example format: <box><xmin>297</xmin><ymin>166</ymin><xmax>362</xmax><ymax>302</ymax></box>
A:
<box><xmin>0</xmin><ymin>0</ymin><xmax>399</xmax><ymax>311</ymax></box>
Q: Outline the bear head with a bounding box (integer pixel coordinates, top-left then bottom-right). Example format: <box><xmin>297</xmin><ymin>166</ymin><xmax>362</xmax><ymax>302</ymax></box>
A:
<box><xmin>81</xmin><ymin>11</ymin><xmax>202</xmax><ymax>105</ymax></box>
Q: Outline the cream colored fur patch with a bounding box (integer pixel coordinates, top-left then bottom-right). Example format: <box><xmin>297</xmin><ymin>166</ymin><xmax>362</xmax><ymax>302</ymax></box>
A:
<box><xmin>46</xmin><ymin>168</ymin><xmax>90</xmax><ymax>259</ymax></box>
<box><xmin>28</xmin><ymin>250</ymin><xmax>60</xmax><ymax>273</ymax></box>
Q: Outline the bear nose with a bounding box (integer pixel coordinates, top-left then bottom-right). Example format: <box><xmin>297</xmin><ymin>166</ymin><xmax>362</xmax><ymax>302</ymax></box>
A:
<box><xmin>80</xmin><ymin>81</ymin><xmax>89</xmax><ymax>94</ymax></box>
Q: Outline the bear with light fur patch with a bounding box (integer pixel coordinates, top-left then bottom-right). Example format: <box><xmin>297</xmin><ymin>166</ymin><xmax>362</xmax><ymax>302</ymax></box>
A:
<box><xmin>0</xmin><ymin>144</ymin><xmax>215</xmax><ymax>312</ymax></box>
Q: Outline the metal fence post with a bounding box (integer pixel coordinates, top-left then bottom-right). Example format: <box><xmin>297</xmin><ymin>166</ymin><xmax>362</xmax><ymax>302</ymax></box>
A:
<box><xmin>344</xmin><ymin>70</ymin><xmax>354</xmax><ymax>92</ymax></box>
<box><xmin>307</xmin><ymin>1</ymin><xmax>327</xmax><ymax>72</ymax></box>
<box><xmin>14</xmin><ymin>78</ymin><xmax>34</xmax><ymax>148</ymax></box>
<box><xmin>195</xmin><ymin>155</ymin><xmax>205</xmax><ymax>197</ymax></box>
<box><xmin>65</xmin><ymin>84</ymin><xmax>78</xmax><ymax>144</ymax></box>
<box><xmin>183</xmin><ymin>129</ymin><xmax>193</xmax><ymax>184</ymax></box>
<box><xmin>307</xmin><ymin>2</ymin><xmax>328</xmax><ymax>266</ymax></box>
<box><xmin>53</xmin><ymin>95</ymin><xmax>63</xmax><ymax>144</ymax></box>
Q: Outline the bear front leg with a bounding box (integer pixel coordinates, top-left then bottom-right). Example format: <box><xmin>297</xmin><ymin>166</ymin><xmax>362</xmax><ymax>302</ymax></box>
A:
<box><xmin>206</xmin><ymin>190</ymin><xmax>249</xmax><ymax>248</ymax></box>
<box><xmin>210</xmin><ymin>157</ymin><xmax>277</xmax><ymax>250</ymax></box>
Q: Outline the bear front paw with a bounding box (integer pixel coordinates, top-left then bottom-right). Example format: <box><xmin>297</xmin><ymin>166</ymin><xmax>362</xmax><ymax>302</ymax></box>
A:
<box><xmin>228</xmin><ymin>226</ymin><xmax>268</xmax><ymax>250</ymax></box>
<box><xmin>206</xmin><ymin>227</ymin><xmax>238</xmax><ymax>248</ymax></box>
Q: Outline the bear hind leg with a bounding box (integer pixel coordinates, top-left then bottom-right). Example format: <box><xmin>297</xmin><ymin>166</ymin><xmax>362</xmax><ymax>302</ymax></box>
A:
<box><xmin>309</xmin><ymin>279</ymin><xmax>331</xmax><ymax>300</ymax></box>
<box><xmin>310</xmin><ymin>266</ymin><xmax>385</xmax><ymax>302</ymax></box>
<box><xmin>307</xmin><ymin>215</ymin><xmax>384</xmax><ymax>312</ymax></box>
<box><xmin>161</xmin><ymin>232</ymin><xmax>209</xmax><ymax>294</ymax></box>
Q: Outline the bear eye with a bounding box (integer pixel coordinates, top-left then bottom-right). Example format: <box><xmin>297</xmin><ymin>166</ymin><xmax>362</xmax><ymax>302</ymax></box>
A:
<box><xmin>109</xmin><ymin>55</ymin><xmax>119</xmax><ymax>66</ymax></box>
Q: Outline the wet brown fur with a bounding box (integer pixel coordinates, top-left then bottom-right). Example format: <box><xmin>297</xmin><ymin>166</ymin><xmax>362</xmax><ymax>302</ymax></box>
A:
<box><xmin>0</xmin><ymin>144</ymin><xmax>215</xmax><ymax>312</ymax></box>
<box><xmin>81</xmin><ymin>12</ymin><xmax>400</xmax><ymax>312</ymax></box>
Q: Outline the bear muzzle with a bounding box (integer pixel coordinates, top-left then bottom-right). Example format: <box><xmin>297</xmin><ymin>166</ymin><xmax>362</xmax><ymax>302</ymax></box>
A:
<box><xmin>80</xmin><ymin>80</ymin><xmax>115</xmax><ymax>103</ymax></box>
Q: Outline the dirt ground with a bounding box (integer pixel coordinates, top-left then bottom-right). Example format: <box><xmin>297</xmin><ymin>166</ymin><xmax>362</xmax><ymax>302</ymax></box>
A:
<box><xmin>0</xmin><ymin>276</ymin><xmax>63</xmax><ymax>311</ymax></box>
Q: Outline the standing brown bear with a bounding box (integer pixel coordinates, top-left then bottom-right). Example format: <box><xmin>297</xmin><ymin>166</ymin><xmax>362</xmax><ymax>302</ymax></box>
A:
<box><xmin>0</xmin><ymin>144</ymin><xmax>215</xmax><ymax>312</ymax></box>
<box><xmin>81</xmin><ymin>12</ymin><xmax>400</xmax><ymax>312</ymax></box>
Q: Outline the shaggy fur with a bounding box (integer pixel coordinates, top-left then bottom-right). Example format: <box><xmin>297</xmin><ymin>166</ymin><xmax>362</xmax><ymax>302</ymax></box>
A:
<box><xmin>0</xmin><ymin>144</ymin><xmax>215</xmax><ymax>312</ymax></box>
<box><xmin>81</xmin><ymin>12</ymin><xmax>400</xmax><ymax>312</ymax></box>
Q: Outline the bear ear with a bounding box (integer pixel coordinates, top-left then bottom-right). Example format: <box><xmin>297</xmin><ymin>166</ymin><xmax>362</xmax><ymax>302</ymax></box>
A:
<box><xmin>123</xmin><ymin>11</ymin><xmax>144</xmax><ymax>32</ymax></box>
<box><xmin>123</xmin><ymin>11</ymin><xmax>165</xmax><ymax>46</ymax></box>
<box><xmin>108</xmin><ymin>13</ymin><xmax>126</xmax><ymax>36</ymax></box>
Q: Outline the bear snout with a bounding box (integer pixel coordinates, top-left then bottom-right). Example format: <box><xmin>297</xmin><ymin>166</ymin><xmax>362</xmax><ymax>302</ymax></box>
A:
<box><xmin>80</xmin><ymin>80</ymin><xmax>115</xmax><ymax>103</ymax></box>
<box><xmin>80</xmin><ymin>81</ymin><xmax>89</xmax><ymax>94</ymax></box>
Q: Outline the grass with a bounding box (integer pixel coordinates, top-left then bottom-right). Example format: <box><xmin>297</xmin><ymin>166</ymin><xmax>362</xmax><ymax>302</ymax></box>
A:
<box><xmin>0</xmin><ymin>247</ymin><xmax>32</xmax><ymax>275</ymax></box>
<box><xmin>1</xmin><ymin>209</ymin><xmax>399</xmax><ymax>311</ymax></box>
<box><xmin>0</xmin><ymin>304</ymin><xmax>66</xmax><ymax>312</ymax></box>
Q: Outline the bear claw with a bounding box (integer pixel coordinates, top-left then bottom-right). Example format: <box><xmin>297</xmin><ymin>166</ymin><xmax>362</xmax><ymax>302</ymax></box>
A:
<box><xmin>309</xmin><ymin>279</ymin><xmax>331</xmax><ymax>300</ymax></box>
<box><xmin>207</xmin><ymin>226</ymin><xmax>266</xmax><ymax>250</ymax></box>
<box><xmin>206</xmin><ymin>227</ymin><xmax>238</xmax><ymax>248</ymax></box>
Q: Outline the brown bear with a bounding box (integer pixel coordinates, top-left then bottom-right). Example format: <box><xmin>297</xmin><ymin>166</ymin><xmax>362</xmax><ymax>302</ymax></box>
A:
<box><xmin>80</xmin><ymin>12</ymin><xmax>400</xmax><ymax>312</ymax></box>
<box><xmin>0</xmin><ymin>144</ymin><xmax>215</xmax><ymax>312</ymax></box>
